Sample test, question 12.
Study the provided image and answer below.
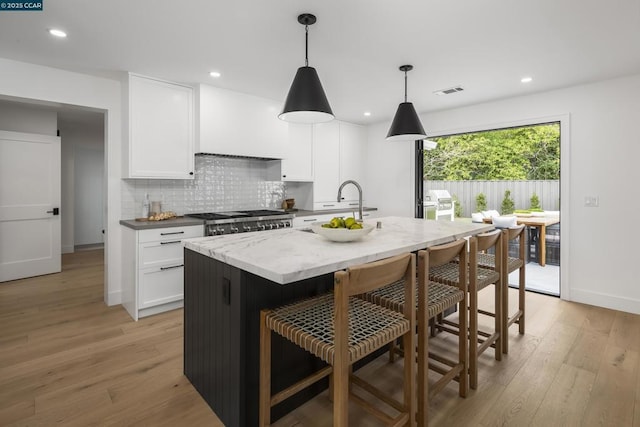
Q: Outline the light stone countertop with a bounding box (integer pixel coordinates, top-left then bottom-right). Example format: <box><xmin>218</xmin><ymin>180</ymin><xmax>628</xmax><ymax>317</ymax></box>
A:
<box><xmin>184</xmin><ymin>216</ymin><xmax>493</xmax><ymax>284</ymax></box>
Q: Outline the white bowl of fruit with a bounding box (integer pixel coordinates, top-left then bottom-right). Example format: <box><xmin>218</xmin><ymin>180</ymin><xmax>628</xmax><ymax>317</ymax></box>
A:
<box><xmin>311</xmin><ymin>217</ymin><xmax>374</xmax><ymax>242</ymax></box>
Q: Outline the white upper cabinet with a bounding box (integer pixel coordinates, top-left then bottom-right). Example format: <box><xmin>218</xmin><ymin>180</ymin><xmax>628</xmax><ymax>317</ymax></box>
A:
<box><xmin>310</xmin><ymin>121</ymin><xmax>367</xmax><ymax>209</ymax></box>
<box><xmin>281</xmin><ymin>123</ymin><xmax>314</xmax><ymax>181</ymax></box>
<box><xmin>124</xmin><ymin>74</ymin><xmax>195</xmax><ymax>179</ymax></box>
<box><xmin>197</xmin><ymin>84</ymin><xmax>287</xmax><ymax>159</ymax></box>
<box><xmin>338</xmin><ymin>122</ymin><xmax>367</xmax><ymax>202</ymax></box>
<box><xmin>312</xmin><ymin>121</ymin><xmax>341</xmax><ymax>208</ymax></box>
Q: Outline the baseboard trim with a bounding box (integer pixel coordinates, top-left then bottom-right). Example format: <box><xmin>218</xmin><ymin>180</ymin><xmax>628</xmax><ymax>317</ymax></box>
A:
<box><xmin>107</xmin><ymin>290</ymin><xmax>122</xmax><ymax>306</ymax></box>
<box><xmin>570</xmin><ymin>288</ymin><xmax>640</xmax><ymax>315</ymax></box>
<box><xmin>62</xmin><ymin>245</ymin><xmax>74</xmax><ymax>254</ymax></box>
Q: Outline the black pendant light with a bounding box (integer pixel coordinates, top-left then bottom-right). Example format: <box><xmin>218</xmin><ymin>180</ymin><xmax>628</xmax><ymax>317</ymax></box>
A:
<box><xmin>386</xmin><ymin>65</ymin><xmax>427</xmax><ymax>141</ymax></box>
<box><xmin>279</xmin><ymin>13</ymin><xmax>334</xmax><ymax>124</ymax></box>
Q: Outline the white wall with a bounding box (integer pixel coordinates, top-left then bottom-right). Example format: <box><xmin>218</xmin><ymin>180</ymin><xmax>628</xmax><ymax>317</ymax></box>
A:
<box><xmin>0</xmin><ymin>58</ymin><xmax>123</xmax><ymax>306</ymax></box>
<box><xmin>366</xmin><ymin>73</ymin><xmax>640</xmax><ymax>314</ymax></box>
<box><xmin>74</xmin><ymin>146</ymin><xmax>104</xmax><ymax>246</ymax></box>
<box><xmin>0</xmin><ymin>102</ymin><xmax>57</xmax><ymax>135</ymax></box>
<box><xmin>58</xmin><ymin>121</ymin><xmax>105</xmax><ymax>251</ymax></box>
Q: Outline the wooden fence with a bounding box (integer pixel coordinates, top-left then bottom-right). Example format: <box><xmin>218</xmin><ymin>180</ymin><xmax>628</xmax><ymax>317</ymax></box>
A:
<box><xmin>424</xmin><ymin>180</ymin><xmax>560</xmax><ymax>217</ymax></box>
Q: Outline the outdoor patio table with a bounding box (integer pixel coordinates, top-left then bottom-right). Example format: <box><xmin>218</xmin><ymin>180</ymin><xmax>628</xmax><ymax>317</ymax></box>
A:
<box><xmin>484</xmin><ymin>216</ymin><xmax>560</xmax><ymax>266</ymax></box>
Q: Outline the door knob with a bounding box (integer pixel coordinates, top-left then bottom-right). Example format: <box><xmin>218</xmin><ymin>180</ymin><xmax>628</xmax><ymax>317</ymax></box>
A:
<box><xmin>46</xmin><ymin>208</ymin><xmax>60</xmax><ymax>215</ymax></box>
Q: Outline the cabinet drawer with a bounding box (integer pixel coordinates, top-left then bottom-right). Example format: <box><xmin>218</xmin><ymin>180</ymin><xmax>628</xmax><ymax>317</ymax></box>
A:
<box><xmin>312</xmin><ymin>201</ymin><xmax>367</xmax><ymax>211</ymax></box>
<box><xmin>139</xmin><ymin>225</ymin><xmax>203</xmax><ymax>243</ymax></box>
<box><xmin>139</xmin><ymin>240</ymin><xmax>184</xmax><ymax>267</ymax></box>
<box><xmin>138</xmin><ymin>264</ymin><xmax>184</xmax><ymax>309</ymax></box>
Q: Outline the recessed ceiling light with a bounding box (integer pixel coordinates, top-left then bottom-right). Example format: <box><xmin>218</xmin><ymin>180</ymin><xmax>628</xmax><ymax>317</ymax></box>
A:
<box><xmin>521</xmin><ymin>76</ymin><xmax>533</xmax><ymax>83</ymax></box>
<box><xmin>363</xmin><ymin>112</ymin><xmax>371</xmax><ymax>117</ymax></box>
<box><xmin>48</xmin><ymin>28</ymin><xmax>67</xmax><ymax>38</ymax></box>
<box><xmin>209</xmin><ymin>71</ymin><xmax>221</xmax><ymax>78</ymax></box>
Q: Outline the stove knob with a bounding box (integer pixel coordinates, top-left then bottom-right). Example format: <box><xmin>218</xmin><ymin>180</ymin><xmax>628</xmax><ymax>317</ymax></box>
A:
<box><xmin>244</xmin><ymin>226</ymin><xmax>252</xmax><ymax>232</ymax></box>
<box><xmin>283</xmin><ymin>222</ymin><xmax>291</xmax><ymax>228</ymax></box>
<box><xmin>230</xmin><ymin>226</ymin><xmax>239</xmax><ymax>233</ymax></box>
<box><xmin>260</xmin><ymin>224</ymin><xmax>266</xmax><ymax>231</ymax></box>
<box><xmin>217</xmin><ymin>228</ymin><xmax>225</xmax><ymax>235</ymax></box>
<box><xmin>279</xmin><ymin>222</ymin><xmax>287</xmax><ymax>228</ymax></box>
<box><xmin>268</xmin><ymin>224</ymin><xmax>275</xmax><ymax>230</ymax></box>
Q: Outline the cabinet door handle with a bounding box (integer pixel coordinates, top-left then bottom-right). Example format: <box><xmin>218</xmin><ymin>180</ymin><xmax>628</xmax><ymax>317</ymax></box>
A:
<box><xmin>160</xmin><ymin>264</ymin><xmax>184</xmax><ymax>271</ymax></box>
<box><xmin>160</xmin><ymin>240</ymin><xmax>182</xmax><ymax>245</ymax></box>
<box><xmin>322</xmin><ymin>204</ymin><xmax>335</xmax><ymax>207</ymax></box>
<box><xmin>303</xmin><ymin>218</ymin><xmax>317</xmax><ymax>222</ymax></box>
<box><xmin>348</xmin><ymin>203</ymin><xmax>359</xmax><ymax>206</ymax></box>
<box><xmin>189</xmin><ymin>172</ymin><xmax>194</xmax><ymax>176</ymax></box>
<box><xmin>160</xmin><ymin>231</ymin><xmax>184</xmax><ymax>236</ymax></box>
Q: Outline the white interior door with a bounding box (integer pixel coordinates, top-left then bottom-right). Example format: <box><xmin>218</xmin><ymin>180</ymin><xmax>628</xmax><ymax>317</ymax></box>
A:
<box><xmin>0</xmin><ymin>130</ymin><xmax>61</xmax><ymax>282</ymax></box>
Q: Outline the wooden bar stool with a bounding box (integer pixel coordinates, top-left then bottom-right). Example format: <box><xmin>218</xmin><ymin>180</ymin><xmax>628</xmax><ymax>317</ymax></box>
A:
<box><xmin>428</xmin><ymin>230</ymin><xmax>504</xmax><ymax>390</ymax></box>
<box><xmin>476</xmin><ymin>225</ymin><xmax>526</xmax><ymax>354</ymax></box>
<box><xmin>363</xmin><ymin>239</ymin><xmax>469</xmax><ymax>427</ymax></box>
<box><xmin>259</xmin><ymin>253</ymin><xmax>417</xmax><ymax>426</ymax></box>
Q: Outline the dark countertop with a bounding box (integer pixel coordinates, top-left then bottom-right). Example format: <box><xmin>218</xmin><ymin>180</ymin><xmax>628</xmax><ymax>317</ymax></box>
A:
<box><xmin>292</xmin><ymin>207</ymin><xmax>377</xmax><ymax>217</ymax></box>
<box><xmin>119</xmin><ymin>217</ymin><xmax>204</xmax><ymax>230</ymax></box>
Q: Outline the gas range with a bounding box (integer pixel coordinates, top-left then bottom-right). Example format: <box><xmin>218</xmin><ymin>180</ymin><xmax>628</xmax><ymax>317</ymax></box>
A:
<box><xmin>186</xmin><ymin>210</ymin><xmax>294</xmax><ymax>236</ymax></box>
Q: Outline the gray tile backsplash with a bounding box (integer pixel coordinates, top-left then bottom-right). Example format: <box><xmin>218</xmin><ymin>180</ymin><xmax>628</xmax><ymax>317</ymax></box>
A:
<box><xmin>121</xmin><ymin>156</ymin><xmax>286</xmax><ymax>219</ymax></box>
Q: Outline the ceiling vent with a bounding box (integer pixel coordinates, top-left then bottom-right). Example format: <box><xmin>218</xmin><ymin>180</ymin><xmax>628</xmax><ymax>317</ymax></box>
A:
<box><xmin>434</xmin><ymin>86</ymin><xmax>464</xmax><ymax>96</ymax></box>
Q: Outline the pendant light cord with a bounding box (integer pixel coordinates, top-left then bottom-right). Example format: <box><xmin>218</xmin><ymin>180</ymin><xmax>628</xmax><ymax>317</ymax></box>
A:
<box><xmin>305</xmin><ymin>24</ymin><xmax>309</xmax><ymax>67</ymax></box>
<box><xmin>404</xmin><ymin>70</ymin><xmax>408</xmax><ymax>102</ymax></box>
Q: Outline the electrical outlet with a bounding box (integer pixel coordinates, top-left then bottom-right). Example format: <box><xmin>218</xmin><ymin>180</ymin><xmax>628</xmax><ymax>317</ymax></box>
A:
<box><xmin>584</xmin><ymin>196</ymin><xmax>599</xmax><ymax>207</ymax></box>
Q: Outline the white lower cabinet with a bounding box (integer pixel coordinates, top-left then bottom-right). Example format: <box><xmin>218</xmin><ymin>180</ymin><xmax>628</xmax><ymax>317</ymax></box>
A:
<box><xmin>292</xmin><ymin>211</ymin><xmax>377</xmax><ymax>228</ymax></box>
<box><xmin>122</xmin><ymin>224</ymin><xmax>203</xmax><ymax>320</ymax></box>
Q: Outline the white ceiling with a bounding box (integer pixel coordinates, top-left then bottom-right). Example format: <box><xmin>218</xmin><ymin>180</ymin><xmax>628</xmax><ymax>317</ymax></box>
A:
<box><xmin>1</xmin><ymin>0</ymin><xmax>639</xmax><ymax>126</ymax></box>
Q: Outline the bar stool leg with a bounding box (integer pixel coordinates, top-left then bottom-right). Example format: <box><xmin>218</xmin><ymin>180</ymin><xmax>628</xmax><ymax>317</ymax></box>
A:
<box><xmin>519</xmin><ymin>263</ymin><xmax>526</xmax><ymax>334</ymax></box>
<box><xmin>259</xmin><ymin>310</ymin><xmax>271</xmax><ymax>427</ymax></box>
<box><xmin>494</xmin><ymin>278</ymin><xmax>502</xmax><ymax>362</ymax></box>
<box><xmin>469</xmin><ymin>279</ymin><xmax>479</xmax><ymax>390</ymax></box>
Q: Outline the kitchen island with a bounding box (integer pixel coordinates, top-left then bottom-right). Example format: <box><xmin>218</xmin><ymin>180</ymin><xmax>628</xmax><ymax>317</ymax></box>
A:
<box><xmin>183</xmin><ymin>216</ymin><xmax>493</xmax><ymax>426</ymax></box>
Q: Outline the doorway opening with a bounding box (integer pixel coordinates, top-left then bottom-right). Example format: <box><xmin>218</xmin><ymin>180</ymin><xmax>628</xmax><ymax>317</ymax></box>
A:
<box><xmin>416</xmin><ymin>122</ymin><xmax>561</xmax><ymax>296</ymax></box>
<box><xmin>0</xmin><ymin>98</ymin><xmax>106</xmax><ymax>282</ymax></box>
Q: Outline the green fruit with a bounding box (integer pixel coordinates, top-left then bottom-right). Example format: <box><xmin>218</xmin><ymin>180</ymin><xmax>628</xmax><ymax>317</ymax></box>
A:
<box><xmin>344</xmin><ymin>217</ymin><xmax>356</xmax><ymax>228</ymax></box>
<box><xmin>321</xmin><ymin>223</ymin><xmax>332</xmax><ymax>228</ymax></box>
<box><xmin>349</xmin><ymin>223</ymin><xmax>363</xmax><ymax>230</ymax></box>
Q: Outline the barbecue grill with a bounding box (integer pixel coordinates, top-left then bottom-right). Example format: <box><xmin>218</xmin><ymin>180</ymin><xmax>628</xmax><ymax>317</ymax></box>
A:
<box><xmin>424</xmin><ymin>189</ymin><xmax>454</xmax><ymax>221</ymax></box>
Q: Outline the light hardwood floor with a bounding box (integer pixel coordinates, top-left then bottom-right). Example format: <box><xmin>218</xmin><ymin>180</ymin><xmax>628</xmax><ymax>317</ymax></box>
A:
<box><xmin>1</xmin><ymin>250</ymin><xmax>639</xmax><ymax>426</ymax></box>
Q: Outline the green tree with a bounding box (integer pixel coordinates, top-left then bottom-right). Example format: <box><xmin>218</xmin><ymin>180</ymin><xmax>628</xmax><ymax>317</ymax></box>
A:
<box><xmin>501</xmin><ymin>190</ymin><xmax>515</xmax><ymax>214</ymax></box>
<box><xmin>423</xmin><ymin>123</ymin><xmax>560</xmax><ymax>181</ymax></box>
<box><xmin>476</xmin><ymin>193</ymin><xmax>487</xmax><ymax>212</ymax></box>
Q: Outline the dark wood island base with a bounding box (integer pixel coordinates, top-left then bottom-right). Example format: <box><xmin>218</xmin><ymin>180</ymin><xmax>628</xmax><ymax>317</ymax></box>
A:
<box><xmin>183</xmin><ymin>248</ymin><xmax>335</xmax><ymax>426</ymax></box>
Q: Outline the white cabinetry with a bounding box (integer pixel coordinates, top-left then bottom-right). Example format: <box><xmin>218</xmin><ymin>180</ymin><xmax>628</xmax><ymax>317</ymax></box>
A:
<box><xmin>281</xmin><ymin>124</ymin><xmax>313</xmax><ymax>181</ymax></box>
<box><xmin>197</xmin><ymin>84</ymin><xmax>287</xmax><ymax>159</ymax></box>
<box><xmin>312</xmin><ymin>122</ymin><xmax>341</xmax><ymax>209</ymax></box>
<box><xmin>122</xmin><ymin>224</ymin><xmax>203</xmax><ymax>320</ymax></box>
<box><xmin>311</xmin><ymin>121</ymin><xmax>367</xmax><ymax>210</ymax></box>
<box><xmin>338</xmin><ymin>122</ymin><xmax>367</xmax><ymax>202</ymax></box>
<box><xmin>292</xmin><ymin>211</ymin><xmax>377</xmax><ymax>228</ymax></box>
<box><xmin>124</xmin><ymin>74</ymin><xmax>195</xmax><ymax>179</ymax></box>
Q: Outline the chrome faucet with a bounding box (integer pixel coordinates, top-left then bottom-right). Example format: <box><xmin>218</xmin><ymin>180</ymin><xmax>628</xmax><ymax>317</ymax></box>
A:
<box><xmin>337</xmin><ymin>180</ymin><xmax>363</xmax><ymax>222</ymax></box>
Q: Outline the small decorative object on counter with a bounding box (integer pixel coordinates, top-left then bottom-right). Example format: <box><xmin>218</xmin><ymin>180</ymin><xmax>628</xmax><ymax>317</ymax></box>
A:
<box><xmin>148</xmin><ymin>211</ymin><xmax>177</xmax><ymax>221</ymax></box>
<box><xmin>142</xmin><ymin>193</ymin><xmax>150</xmax><ymax>218</ymax></box>
<box><xmin>150</xmin><ymin>201</ymin><xmax>162</xmax><ymax>216</ymax></box>
<box><xmin>377</xmin><ymin>221</ymin><xmax>382</xmax><ymax>229</ymax></box>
